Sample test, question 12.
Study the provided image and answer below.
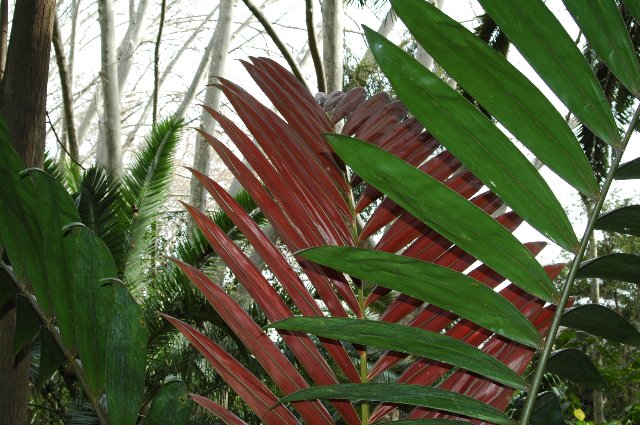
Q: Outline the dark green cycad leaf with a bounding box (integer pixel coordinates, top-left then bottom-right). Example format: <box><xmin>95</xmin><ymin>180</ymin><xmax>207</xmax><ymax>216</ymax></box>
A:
<box><xmin>364</xmin><ymin>28</ymin><xmax>577</xmax><ymax>252</ymax></box>
<box><xmin>37</xmin><ymin>329</ymin><xmax>66</xmax><ymax>387</ymax></box>
<box><xmin>299</xmin><ymin>247</ymin><xmax>541</xmax><ymax>348</ymax></box>
<box><xmin>563</xmin><ymin>0</ymin><xmax>640</xmax><ymax>96</ymax></box>
<box><xmin>144</xmin><ymin>380</ymin><xmax>193</xmax><ymax>425</ymax></box>
<box><xmin>562</xmin><ymin>304</ymin><xmax>640</xmax><ymax>347</ymax></box>
<box><xmin>477</xmin><ymin>0</ymin><xmax>620</xmax><ymax>146</ymax></box>
<box><xmin>278</xmin><ymin>384</ymin><xmax>515</xmax><ymax>425</ymax></box>
<box><xmin>393</xmin><ymin>0</ymin><xmax>597</xmax><ymax>198</ymax></box>
<box><xmin>326</xmin><ymin>135</ymin><xmax>557</xmax><ymax>304</ymax></box>
<box><xmin>13</xmin><ymin>295</ymin><xmax>41</xmax><ymax>357</ymax></box>
<box><xmin>615</xmin><ymin>157</ymin><xmax>640</xmax><ymax>179</ymax></box>
<box><xmin>0</xmin><ymin>166</ymin><xmax>80</xmax><ymax>346</ymax></box>
<box><xmin>546</xmin><ymin>348</ymin><xmax>607</xmax><ymax>390</ymax></box>
<box><xmin>576</xmin><ymin>253</ymin><xmax>640</xmax><ymax>283</ymax></box>
<box><xmin>104</xmin><ymin>279</ymin><xmax>148</xmax><ymax>425</ymax></box>
<box><xmin>596</xmin><ymin>205</ymin><xmax>640</xmax><ymax>236</ymax></box>
<box><xmin>530</xmin><ymin>392</ymin><xmax>564</xmax><ymax>425</ymax></box>
<box><xmin>62</xmin><ymin>223</ymin><xmax>117</xmax><ymax>395</ymax></box>
<box><xmin>120</xmin><ymin>117</ymin><xmax>184</xmax><ymax>287</ymax></box>
<box><xmin>271</xmin><ymin>317</ymin><xmax>526</xmax><ymax>389</ymax></box>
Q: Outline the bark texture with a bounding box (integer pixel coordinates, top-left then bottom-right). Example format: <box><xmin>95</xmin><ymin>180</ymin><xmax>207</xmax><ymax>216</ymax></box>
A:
<box><xmin>53</xmin><ymin>13</ymin><xmax>79</xmax><ymax>161</ymax></box>
<box><xmin>321</xmin><ymin>0</ymin><xmax>343</xmax><ymax>93</ymax></box>
<box><xmin>0</xmin><ymin>2</ymin><xmax>56</xmax><ymax>423</ymax></box>
<box><xmin>188</xmin><ymin>0</ymin><xmax>235</xmax><ymax>212</ymax></box>
<box><xmin>96</xmin><ymin>0</ymin><xmax>123</xmax><ymax>178</ymax></box>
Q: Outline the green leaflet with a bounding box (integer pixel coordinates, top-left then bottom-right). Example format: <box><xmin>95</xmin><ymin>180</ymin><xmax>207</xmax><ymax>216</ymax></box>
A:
<box><xmin>299</xmin><ymin>247</ymin><xmax>542</xmax><ymax>348</ymax></box>
<box><xmin>278</xmin><ymin>384</ymin><xmax>515</xmax><ymax>425</ymax></box>
<box><xmin>577</xmin><ymin>253</ymin><xmax>640</xmax><ymax>283</ymax></box>
<box><xmin>562</xmin><ymin>304</ymin><xmax>640</xmax><ymax>347</ymax></box>
<box><xmin>145</xmin><ymin>381</ymin><xmax>193</xmax><ymax>425</ymax></box>
<box><xmin>547</xmin><ymin>348</ymin><xmax>607</xmax><ymax>390</ymax></box>
<box><xmin>478</xmin><ymin>0</ymin><xmax>620</xmax><ymax>146</ymax></box>
<box><xmin>393</xmin><ymin>0</ymin><xmax>597</xmax><ymax>198</ymax></box>
<box><xmin>530</xmin><ymin>392</ymin><xmax>564</xmax><ymax>425</ymax></box>
<box><xmin>364</xmin><ymin>28</ymin><xmax>578</xmax><ymax>253</ymax></box>
<box><xmin>325</xmin><ymin>135</ymin><xmax>558</xmax><ymax>304</ymax></box>
<box><xmin>596</xmin><ymin>205</ymin><xmax>640</xmax><ymax>236</ymax></box>
<box><xmin>104</xmin><ymin>279</ymin><xmax>148</xmax><ymax>425</ymax></box>
<box><xmin>563</xmin><ymin>0</ymin><xmax>640</xmax><ymax>96</ymax></box>
<box><xmin>270</xmin><ymin>317</ymin><xmax>526</xmax><ymax>389</ymax></box>
<box><xmin>615</xmin><ymin>157</ymin><xmax>640</xmax><ymax>179</ymax></box>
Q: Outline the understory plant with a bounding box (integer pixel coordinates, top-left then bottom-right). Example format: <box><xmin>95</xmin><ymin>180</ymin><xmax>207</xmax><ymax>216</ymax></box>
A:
<box><xmin>167</xmin><ymin>0</ymin><xmax>640</xmax><ymax>424</ymax></box>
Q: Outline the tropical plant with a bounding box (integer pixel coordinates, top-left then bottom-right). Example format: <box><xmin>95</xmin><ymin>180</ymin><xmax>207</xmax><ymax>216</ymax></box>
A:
<box><xmin>162</xmin><ymin>0</ymin><xmax>640</xmax><ymax>424</ymax></box>
<box><xmin>36</xmin><ymin>117</ymin><xmax>269</xmax><ymax>424</ymax></box>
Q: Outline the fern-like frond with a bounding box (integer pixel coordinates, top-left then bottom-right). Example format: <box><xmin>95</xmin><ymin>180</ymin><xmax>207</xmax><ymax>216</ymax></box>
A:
<box><xmin>119</xmin><ymin>116</ymin><xmax>184</xmax><ymax>289</ymax></box>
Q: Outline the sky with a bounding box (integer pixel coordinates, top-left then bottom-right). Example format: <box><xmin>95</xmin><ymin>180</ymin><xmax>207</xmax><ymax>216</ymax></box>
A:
<box><xmin>48</xmin><ymin>0</ymin><xmax>639</xmax><ymax>265</ymax></box>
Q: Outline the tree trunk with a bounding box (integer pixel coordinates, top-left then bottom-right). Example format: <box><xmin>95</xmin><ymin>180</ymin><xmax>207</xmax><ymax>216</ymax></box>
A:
<box><xmin>0</xmin><ymin>0</ymin><xmax>8</xmax><ymax>82</ymax></box>
<box><xmin>588</xmin><ymin>230</ymin><xmax>606</xmax><ymax>423</ymax></box>
<box><xmin>77</xmin><ymin>0</ymin><xmax>149</xmax><ymax>146</ymax></box>
<box><xmin>321</xmin><ymin>0</ymin><xmax>343</xmax><ymax>93</ymax></box>
<box><xmin>96</xmin><ymin>0</ymin><xmax>123</xmax><ymax>178</ymax></box>
<box><xmin>0</xmin><ymin>2</ymin><xmax>56</xmax><ymax>423</ymax></box>
<box><xmin>53</xmin><ymin>12</ymin><xmax>79</xmax><ymax>162</ymax></box>
<box><xmin>126</xmin><ymin>5</ymin><xmax>219</xmax><ymax>149</ymax></box>
<box><xmin>188</xmin><ymin>0</ymin><xmax>235</xmax><ymax>213</ymax></box>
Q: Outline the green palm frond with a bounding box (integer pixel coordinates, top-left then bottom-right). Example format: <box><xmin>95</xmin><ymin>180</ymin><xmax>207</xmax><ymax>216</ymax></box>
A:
<box><xmin>74</xmin><ymin>166</ymin><xmax>128</xmax><ymax>262</ymax></box>
<box><xmin>119</xmin><ymin>116</ymin><xmax>184</xmax><ymax>289</ymax></box>
<box><xmin>576</xmin><ymin>3</ymin><xmax>639</xmax><ymax>186</ymax></box>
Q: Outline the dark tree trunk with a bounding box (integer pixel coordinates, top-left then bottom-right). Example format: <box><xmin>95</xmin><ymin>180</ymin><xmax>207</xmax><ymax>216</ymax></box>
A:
<box><xmin>0</xmin><ymin>2</ymin><xmax>56</xmax><ymax>424</ymax></box>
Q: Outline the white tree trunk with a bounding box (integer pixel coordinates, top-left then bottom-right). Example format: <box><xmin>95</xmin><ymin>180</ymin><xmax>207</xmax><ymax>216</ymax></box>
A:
<box><xmin>188</xmin><ymin>0</ymin><xmax>235</xmax><ymax>212</ymax></box>
<box><xmin>96</xmin><ymin>0</ymin><xmax>122</xmax><ymax>178</ymax></box>
<box><xmin>78</xmin><ymin>0</ymin><xmax>149</xmax><ymax>146</ymax></box>
<box><xmin>321</xmin><ymin>0</ymin><xmax>343</xmax><ymax>93</ymax></box>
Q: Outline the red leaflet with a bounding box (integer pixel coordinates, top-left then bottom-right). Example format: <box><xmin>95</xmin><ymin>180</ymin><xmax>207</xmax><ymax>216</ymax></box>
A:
<box><xmin>189</xmin><ymin>395</ymin><xmax>249</xmax><ymax>425</ymax></box>
<box><xmin>162</xmin><ymin>315</ymin><xmax>301</xmax><ymax>425</ymax></box>
<box><xmin>189</xmin><ymin>168</ymin><xmax>360</xmax><ymax>382</ymax></box>
<box><xmin>183</xmin><ymin>205</ymin><xmax>361</xmax><ymax>424</ymax></box>
<box><xmin>330</xmin><ymin>87</ymin><xmax>367</xmax><ymax>124</ymax></box>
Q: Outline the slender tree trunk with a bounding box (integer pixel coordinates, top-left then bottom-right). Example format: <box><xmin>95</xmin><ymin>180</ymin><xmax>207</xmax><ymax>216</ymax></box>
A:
<box><xmin>53</xmin><ymin>13</ymin><xmax>79</xmax><ymax>162</ymax></box>
<box><xmin>189</xmin><ymin>0</ymin><xmax>235</xmax><ymax>213</ymax></box>
<box><xmin>77</xmin><ymin>0</ymin><xmax>149</xmax><ymax>146</ymax></box>
<box><xmin>0</xmin><ymin>0</ymin><xmax>8</xmax><ymax>82</ymax></box>
<box><xmin>152</xmin><ymin>0</ymin><xmax>167</xmax><ymax>125</ymax></box>
<box><xmin>96</xmin><ymin>0</ymin><xmax>123</xmax><ymax>178</ymax></box>
<box><xmin>321</xmin><ymin>0</ymin><xmax>343</xmax><ymax>93</ymax></box>
<box><xmin>588</xmin><ymin>228</ymin><xmax>606</xmax><ymax>423</ymax></box>
<box><xmin>0</xmin><ymin>2</ymin><xmax>56</xmax><ymax>423</ymax></box>
<box><xmin>126</xmin><ymin>5</ymin><xmax>219</xmax><ymax>148</ymax></box>
<box><xmin>305</xmin><ymin>0</ymin><xmax>325</xmax><ymax>92</ymax></box>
